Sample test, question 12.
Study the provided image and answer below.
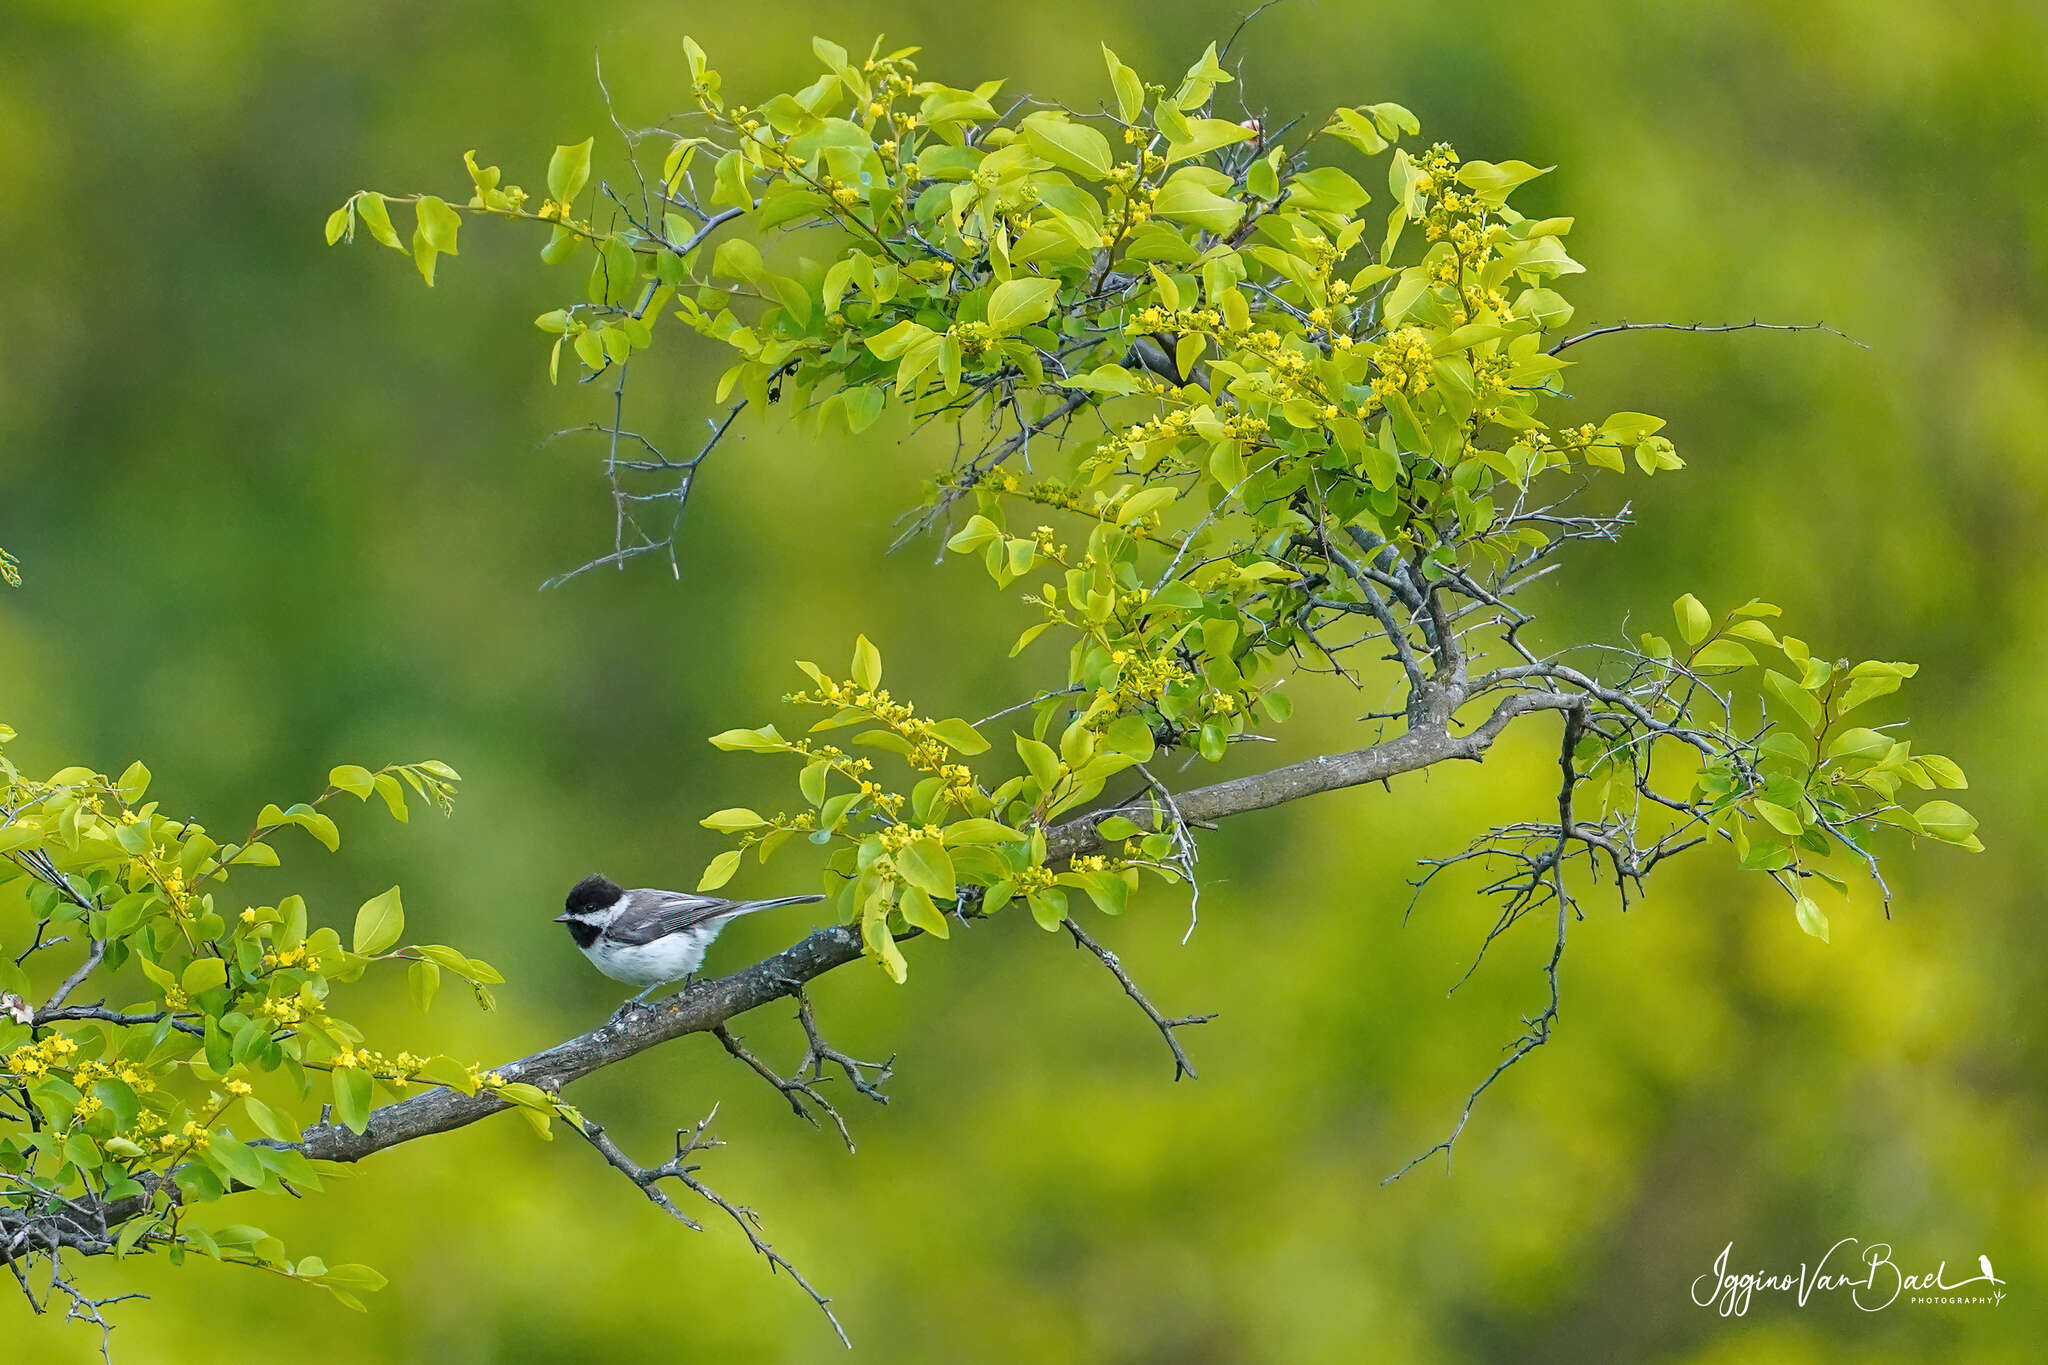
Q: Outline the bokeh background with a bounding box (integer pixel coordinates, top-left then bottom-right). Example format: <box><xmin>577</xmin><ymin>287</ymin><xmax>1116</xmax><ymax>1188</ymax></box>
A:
<box><xmin>3</xmin><ymin>1</ymin><xmax>2045</xmax><ymax>1360</ymax></box>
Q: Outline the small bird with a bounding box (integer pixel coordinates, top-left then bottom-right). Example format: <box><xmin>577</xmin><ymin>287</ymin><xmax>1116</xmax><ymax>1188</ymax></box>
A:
<box><xmin>555</xmin><ymin>874</ymin><xmax>822</xmax><ymax>1010</ymax></box>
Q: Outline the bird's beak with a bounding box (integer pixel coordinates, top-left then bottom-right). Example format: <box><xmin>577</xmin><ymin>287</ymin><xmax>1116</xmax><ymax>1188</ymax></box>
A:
<box><xmin>552</xmin><ymin>912</ymin><xmax>573</xmax><ymax>923</ymax></box>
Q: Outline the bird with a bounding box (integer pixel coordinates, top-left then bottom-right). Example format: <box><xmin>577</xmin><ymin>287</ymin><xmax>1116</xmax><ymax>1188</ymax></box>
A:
<box><xmin>1124</xmin><ymin>332</ymin><xmax>1214</xmax><ymax>393</ymax></box>
<box><xmin>555</xmin><ymin>874</ymin><xmax>822</xmax><ymax>1012</ymax></box>
<box><xmin>1979</xmin><ymin>1254</ymin><xmax>2000</xmax><ymax>1285</ymax></box>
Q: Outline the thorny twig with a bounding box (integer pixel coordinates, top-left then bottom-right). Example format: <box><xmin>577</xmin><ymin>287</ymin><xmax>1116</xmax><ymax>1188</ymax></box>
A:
<box><xmin>714</xmin><ymin>991</ymin><xmax>893</xmax><ymax>1152</ymax></box>
<box><xmin>1064</xmin><ymin>919</ymin><xmax>1216</xmax><ymax>1082</ymax></box>
<box><xmin>576</xmin><ymin>1105</ymin><xmax>850</xmax><ymax>1347</ymax></box>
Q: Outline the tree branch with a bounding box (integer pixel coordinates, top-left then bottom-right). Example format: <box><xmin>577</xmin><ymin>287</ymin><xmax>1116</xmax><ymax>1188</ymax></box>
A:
<box><xmin>34</xmin><ymin>695</ymin><xmax>1578</xmax><ymax>1253</ymax></box>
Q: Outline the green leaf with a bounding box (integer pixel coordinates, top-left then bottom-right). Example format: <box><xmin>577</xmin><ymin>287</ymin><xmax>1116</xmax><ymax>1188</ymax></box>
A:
<box><xmin>1102</xmin><ymin>45</ymin><xmax>1144</xmax><ymax>122</ymax></box>
<box><xmin>700</xmin><ymin>808</ymin><xmax>766</xmax><ymax>833</ymax></box>
<box><xmin>926</xmin><ymin>717</ymin><xmax>990</xmax><ymax>755</ymax></box>
<box><xmin>941</xmin><ymin>819</ymin><xmax>1024</xmax><ymax>846</ymax></box>
<box><xmin>1515</xmin><ymin>288</ymin><xmax>1574</xmax><ymax>330</ymax></box>
<box><xmin>118</xmin><ymin>761</ymin><xmax>151</xmax><ymax>802</ymax></box>
<box><xmin>1152</xmin><ymin>169</ymin><xmax>1245</xmax><ymax>234</ymax></box>
<box><xmin>987</xmin><ymin>277</ymin><xmax>1061</xmax><ymax>334</ymax></box>
<box><xmin>1673</xmin><ymin>594</ymin><xmax>1711</xmax><ymax>648</ymax></box>
<box><xmin>1917</xmin><ymin>754</ymin><xmax>1967</xmax><ymax>789</ymax></box>
<box><xmin>547</xmin><ymin>138</ymin><xmax>595</xmax><ymax>205</ymax></box>
<box><xmin>1164</xmin><ymin>118</ymin><xmax>1254</xmax><ymax>166</ymax></box>
<box><xmin>1824</xmin><ymin>728</ymin><xmax>1892</xmax><ymax>763</ymax></box>
<box><xmin>1075</xmin><ymin>870</ymin><xmax>1129</xmax><ymax>916</ymax></box>
<box><xmin>851</xmin><ymin>635</ymin><xmax>883</xmax><ymax>690</ymax></box>
<box><xmin>1027</xmin><ymin>888</ymin><xmax>1068</xmax><ymax>932</ymax></box>
<box><xmin>415</xmin><ymin>195</ymin><xmax>460</xmax><ymax>256</ymax></box>
<box><xmin>1288</xmin><ymin>166</ymin><xmax>1370</xmax><ymax>213</ymax></box>
<box><xmin>1016</xmin><ymin>735</ymin><xmax>1062</xmax><ymax>790</ymax></box>
<box><xmin>1836</xmin><ymin>660</ymin><xmax>1917</xmax><ymax>716</ymax></box>
<box><xmin>320</xmin><ymin>1262</ymin><xmax>389</xmax><ymax>1292</ymax></box>
<box><xmin>946</xmin><ymin>515</ymin><xmax>1002</xmax><ymax>554</ymax></box>
<box><xmin>329</xmin><ymin>765</ymin><xmax>376</xmax><ymax>799</ymax></box>
<box><xmin>181</xmin><ymin>957</ymin><xmax>228</xmax><ymax>996</ymax></box>
<box><xmin>1794</xmin><ymin>893</ymin><xmax>1830</xmax><ymax>944</ymax></box>
<box><xmin>1095</xmin><ymin>814</ymin><xmax>1144</xmax><ymax>841</ymax></box>
<box><xmin>1455</xmin><ymin>159</ymin><xmax>1550</xmax><ymax>203</ymax></box>
<box><xmin>211</xmin><ymin>1139</ymin><xmax>265</xmax><ymax>1189</ymax></box>
<box><xmin>1690</xmin><ymin>639</ymin><xmax>1755</xmax><ymax>670</ymax></box>
<box><xmin>352</xmin><ymin>886</ymin><xmax>405</xmax><ymax>956</ymax></box>
<box><xmin>354</xmin><ymin>193</ymin><xmax>402</xmax><ymax>250</ymax></box>
<box><xmin>241</xmin><ymin>1097</ymin><xmax>292</xmax><ymax>1142</ymax></box>
<box><xmin>874</xmin><ymin>928</ymin><xmax>909</xmax><ymax>984</ymax></box>
<box><xmin>1914</xmin><ymin>800</ymin><xmax>1979</xmax><ymax>845</ymax></box>
<box><xmin>865</xmin><ymin>320</ymin><xmax>934</xmax><ymax>360</ymax></box>
<box><xmin>893</xmin><ymin>839</ymin><xmax>955</xmax><ymax>899</ymax></box>
<box><xmin>1763</xmin><ymin>670</ymin><xmax>1826</xmax><ymax>733</ymax></box>
<box><xmin>332</xmin><ymin>1068</ymin><xmax>372</xmax><ymax>1134</ymax></box>
<box><xmin>708</xmin><ymin>725</ymin><xmax>787</xmax><ymax>753</ymax></box>
<box><xmin>698</xmin><ymin>849</ymin><xmax>742</xmax><ymax>892</ymax></box>
<box><xmin>1020</xmin><ymin>113</ymin><xmax>1113</xmax><ymax>180</ymax></box>
<box><xmin>897</xmin><ymin>885</ymin><xmax>950</xmax><ymax>938</ymax></box>
<box><xmin>1751</xmin><ymin>800</ymin><xmax>1805</xmax><ymax>836</ymax></box>
<box><xmin>1104</xmin><ymin>715</ymin><xmax>1156</xmax><ymax>761</ymax></box>
<box><xmin>408</xmin><ymin>959</ymin><xmax>440</xmax><ymax>1012</ymax></box>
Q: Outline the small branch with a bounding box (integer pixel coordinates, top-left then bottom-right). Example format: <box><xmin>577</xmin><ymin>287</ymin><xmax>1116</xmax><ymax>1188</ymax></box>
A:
<box><xmin>1547</xmin><ymin>318</ymin><xmax>1866</xmax><ymax>356</ymax></box>
<box><xmin>714</xmin><ymin>991</ymin><xmax>891</xmax><ymax>1153</ymax></box>
<box><xmin>41</xmin><ymin>941</ymin><xmax>107</xmax><ymax>1016</ymax></box>
<box><xmin>576</xmin><ymin>1106</ymin><xmax>849</xmax><ymax>1347</ymax></box>
<box><xmin>892</xmin><ymin>391</ymin><xmax>1092</xmax><ymax>549</ymax></box>
<box><xmin>1064</xmin><ymin>919</ymin><xmax>1215</xmax><ymax>1081</ymax></box>
<box><xmin>1385</xmin><ymin>703</ymin><xmax>1587</xmax><ymax>1182</ymax></box>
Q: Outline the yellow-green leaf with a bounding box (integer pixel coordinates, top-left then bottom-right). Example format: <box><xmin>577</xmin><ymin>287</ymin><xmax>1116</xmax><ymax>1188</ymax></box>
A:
<box><xmin>352</xmin><ymin>886</ymin><xmax>404</xmax><ymax>956</ymax></box>
<box><xmin>698</xmin><ymin>848</ymin><xmax>741</xmax><ymax>892</ymax></box>
<box><xmin>548</xmin><ymin>138</ymin><xmax>595</xmax><ymax>205</ymax></box>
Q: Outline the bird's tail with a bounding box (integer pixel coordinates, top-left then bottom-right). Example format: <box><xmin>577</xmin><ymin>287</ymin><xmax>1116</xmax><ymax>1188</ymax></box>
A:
<box><xmin>733</xmin><ymin>894</ymin><xmax>826</xmax><ymax>914</ymax></box>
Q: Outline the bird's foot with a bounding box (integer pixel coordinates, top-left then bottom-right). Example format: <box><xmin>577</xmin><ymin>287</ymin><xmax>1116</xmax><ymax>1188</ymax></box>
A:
<box><xmin>608</xmin><ymin>995</ymin><xmax>656</xmax><ymax>1027</ymax></box>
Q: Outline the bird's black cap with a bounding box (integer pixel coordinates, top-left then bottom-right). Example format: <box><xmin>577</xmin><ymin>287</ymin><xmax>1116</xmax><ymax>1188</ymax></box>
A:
<box><xmin>563</xmin><ymin>874</ymin><xmax>623</xmax><ymax>917</ymax></box>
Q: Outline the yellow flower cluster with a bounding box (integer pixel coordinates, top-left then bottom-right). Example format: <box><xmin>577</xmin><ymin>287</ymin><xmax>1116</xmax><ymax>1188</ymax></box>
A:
<box><xmin>787</xmin><ymin>676</ymin><xmax>960</xmax><ymax>792</ymax></box>
<box><xmin>7</xmin><ymin>1031</ymin><xmax>79</xmax><ymax>1079</ymax></box>
<box><xmin>876</xmin><ymin>823</ymin><xmax>936</xmax><ymax>853</ymax></box>
<box><xmin>331</xmin><ymin>1046</ymin><xmax>427</xmax><ymax>1081</ymax></box>
<box><xmin>950</xmin><ymin>319</ymin><xmax>995</xmax><ymax>360</ymax></box>
<box><xmin>1414</xmin><ymin>143</ymin><xmax>1476</xmax><ymax>240</ymax></box>
<box><xmin>939</xmin><ymin>762</ymin><xmax>976</xmax><ymax>804</ymax></box>
<box><xmin>74</xmin><ymin>1056</ymin><xmax>153</xmax><ymax>1092</ymax></box>
<box><xmin>1131</xmin><ymin>305</ymin><xmax>1222</xmax><ymax>336</ymax></box>
<box><xmin>1472</xmin><ymin>352</ymin><xmax>1514</xmax><ymax>426</ymax></box>
<box><xmin>261</xmin><ymin>944</ymin><xmax>321</xmax><ymax>972</ymax></box>
<box><xmin>1103</xmin><ymin>651</ymin><xmax>1191</xmax><ymax>709</ymax></box>
<box><xmin>1370</xmin><ymin>326</ymin><xmax>1436</xmax><ymax>407</ymax></box>
<box><xmin>1011</xmin><ymin>864</ymin><xmax>1057</xmax><ymax>895</ymax></box>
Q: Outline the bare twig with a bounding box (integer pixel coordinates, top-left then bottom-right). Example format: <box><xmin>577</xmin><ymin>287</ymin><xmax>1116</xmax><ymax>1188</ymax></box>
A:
<box><xmin>576</xmin><ymin>1105</ymin><xmax>849</xmax><ymax>1347</ymax></box>
<box><xmin>1064</xmin><ymin>919</ymin><xmax>1215</xmax><ymax>1081</ymax></box>
<box><xmin>714</xmin><ymin>991</ymin><xmax>892</xmax><ymax>1152</ymax></box>
<box><xmin>1547</xmin><ymin>318</ymin><xmax>1866</xmax><ymax>356</ymax></box>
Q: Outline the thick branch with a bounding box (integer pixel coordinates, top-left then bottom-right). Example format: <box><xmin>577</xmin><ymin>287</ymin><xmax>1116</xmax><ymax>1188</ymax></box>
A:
<box><xmin>12</xmin><ymin>694</ymin><xmax>1582</xmax><ymax>1261</ymax></box>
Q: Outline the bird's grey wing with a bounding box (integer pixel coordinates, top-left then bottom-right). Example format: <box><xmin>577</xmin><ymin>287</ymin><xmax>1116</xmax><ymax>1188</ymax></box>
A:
<box><xmin>604</xmin><ymin>889</ymin><xmax>739</xmax><ymax>945</ymax></box>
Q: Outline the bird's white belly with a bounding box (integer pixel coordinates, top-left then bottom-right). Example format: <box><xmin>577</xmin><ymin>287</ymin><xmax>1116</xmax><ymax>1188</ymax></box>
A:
<box><xmin>580</xmin><ymin>932</ymin><xmax>710</xmax><ymax>987</ymax></box>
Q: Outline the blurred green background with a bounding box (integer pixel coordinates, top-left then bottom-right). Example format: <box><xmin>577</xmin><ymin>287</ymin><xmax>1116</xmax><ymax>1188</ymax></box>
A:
<box><xmin>3</xmin><ymin>0</ymin><xmax>2044</xmax><ymax>1360</ymax></box>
